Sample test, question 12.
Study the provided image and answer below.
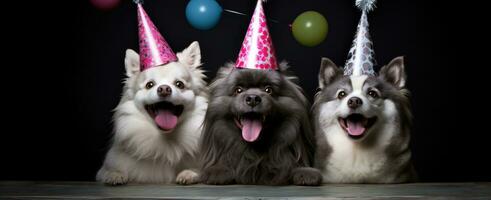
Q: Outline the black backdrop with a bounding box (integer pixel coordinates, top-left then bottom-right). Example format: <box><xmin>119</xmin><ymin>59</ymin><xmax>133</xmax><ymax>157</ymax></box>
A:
<box><xmin>1</xmin><ymin>0</ymin><xmax>486</xmax><ymax>182</ymax></box>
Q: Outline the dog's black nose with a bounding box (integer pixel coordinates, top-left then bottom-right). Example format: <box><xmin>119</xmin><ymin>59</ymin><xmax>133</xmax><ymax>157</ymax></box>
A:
<box><xmin>347</xmin><ymin>97</ymin><xmax>363</xmax><ymax>109</ymax></box>
<box><xmin>157</xmin><ymin>85</ymin><xmax>172</xmax><ymax>97</ymax></box>
<box><xmin>245</xmin><ymin>95</ymin><xmax>261</xmax><ymax>107</ymax></box>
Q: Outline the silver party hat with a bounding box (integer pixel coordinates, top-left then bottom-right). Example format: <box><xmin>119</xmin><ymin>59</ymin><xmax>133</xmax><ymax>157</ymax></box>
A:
<box><xmin>344</xmin><ymin>0</ymin><xmax>377</xmax><ymax>76</ymax></box>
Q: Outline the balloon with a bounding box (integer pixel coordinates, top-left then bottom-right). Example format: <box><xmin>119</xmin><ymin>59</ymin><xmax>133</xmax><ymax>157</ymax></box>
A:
<box><xmin>186</xmin><ymin>0</ymin><xmax>223</xmax><ymax>30</ymax></box>
<box><xmin>89</xmin><ymin>0</ymin><xmax>120</xmax><ymax>11</ymax></box>
<box><xmin>292</xmin><ymin>11</ymin><xmax>328</xmax><ymax>47</ymax></box>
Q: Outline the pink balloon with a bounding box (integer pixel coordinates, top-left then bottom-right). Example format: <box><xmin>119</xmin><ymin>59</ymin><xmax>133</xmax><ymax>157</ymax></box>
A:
<box><xmin>90</xmin><ymin>0</ymin><xmax>121</xmax><ymax>10</ymax></box>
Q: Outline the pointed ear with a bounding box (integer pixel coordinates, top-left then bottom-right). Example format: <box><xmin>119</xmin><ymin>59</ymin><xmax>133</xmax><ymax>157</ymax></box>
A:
<box><xmin>177</xmin><ymin>41</ymin><xmax>202</xmax><ymax>68</ymax></box>
<box><xmin>318</xmin><ymin>57</ymin><xmax>342</xmax><ymax>89</ymax></box>
<box><xmin>124</xmin><ymin>49</ymin><xmax>140</xmax><ymax>77</ymax></box>
<box><xmin>379</xmin><ymin>56</ymin><xmax>406</xmax><ymax>89</ymax></box>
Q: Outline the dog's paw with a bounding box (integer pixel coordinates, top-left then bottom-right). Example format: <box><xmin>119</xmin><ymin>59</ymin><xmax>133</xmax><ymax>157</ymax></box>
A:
<box><xmin>201</xmin><ymin>166</ymin><xmax>235</xmax><ymax>185</ymax></box>
<box><xmin>292</xmin><ymin>167</ymin><xmax>322</xmax><ymax>186</ymax></box>
<box><xmin>176</xmin><ymin>169</ymin><xmax>199</xmax><ymax>185</ymax></box>
<box><xmin>98</xmin><ymin>170</ymin><xmax>128</xmax><ymax>186</ymax></box>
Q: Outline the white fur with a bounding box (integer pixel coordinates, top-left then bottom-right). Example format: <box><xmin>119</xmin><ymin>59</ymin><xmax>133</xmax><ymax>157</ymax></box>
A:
<box><xmin>97</xmin><ymin>41</ymin><xmax>207</xmax><ymax>185</ymax></box>
<box><xmin>335</xmin><ymin>76</ymin><xmax>380</xmax><ymax>120</ymax></box>
<box><xmin>319</xmin><ymin>76</ymin><xmax>405</xmax><ymax>183</ymax></box>
<box><xmin>351</xmin><ymin>75</ymin><xmax>366</xmax><ymax>91</ymax></box>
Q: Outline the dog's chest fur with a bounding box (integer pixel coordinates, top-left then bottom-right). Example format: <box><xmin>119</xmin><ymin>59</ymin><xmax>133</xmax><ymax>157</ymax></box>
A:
<box><xmin>323</xmin><ymin>127</ymin><xmax>393</xmax><ymax>183</ymax></box>
<box><xmin>98</xmin><ymin>96</ymin><xmax>206</xmax><ymax>183</ymax></box>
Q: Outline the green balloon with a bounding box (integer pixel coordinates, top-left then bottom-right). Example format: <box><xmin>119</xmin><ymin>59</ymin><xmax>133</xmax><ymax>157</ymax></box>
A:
<box><xmin>292</xmin><ymin>11</ymin><xmax>328</xmax><ymax>47</ymax></box>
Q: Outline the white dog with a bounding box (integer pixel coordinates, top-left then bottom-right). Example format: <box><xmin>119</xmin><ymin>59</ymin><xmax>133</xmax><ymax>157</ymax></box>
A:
<box><xmin>97</xmin><ymin>41</ymin><xmax>208</xmax><ymax>185</ymax></box>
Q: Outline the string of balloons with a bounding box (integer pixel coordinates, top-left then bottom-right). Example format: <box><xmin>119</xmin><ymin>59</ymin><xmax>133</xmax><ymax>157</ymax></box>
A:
<box><xmin>90</xmin><ymin>0</ymin><xmax>329</xmax><ymax>47</ymax></box>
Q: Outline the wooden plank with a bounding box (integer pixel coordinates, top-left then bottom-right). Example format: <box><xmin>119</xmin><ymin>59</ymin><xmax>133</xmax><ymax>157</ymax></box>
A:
<box><xmin>1</xmin><ymin>182</ymin><xmax>490</xmax><ymax>199</ymax></box>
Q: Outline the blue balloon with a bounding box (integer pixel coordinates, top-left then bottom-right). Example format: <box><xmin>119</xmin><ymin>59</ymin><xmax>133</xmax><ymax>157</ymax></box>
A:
<box><xmin>186</xmin><ymin>0</ymin><xmax>223</xmax><ymax>30</ymax></box>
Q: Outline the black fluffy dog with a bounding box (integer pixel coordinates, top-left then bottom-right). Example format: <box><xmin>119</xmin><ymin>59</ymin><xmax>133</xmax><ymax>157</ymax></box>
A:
<box><xmin>200</xmin><ymin>62</ymin><xmax>322</xmax><ymax>185</ymax></box>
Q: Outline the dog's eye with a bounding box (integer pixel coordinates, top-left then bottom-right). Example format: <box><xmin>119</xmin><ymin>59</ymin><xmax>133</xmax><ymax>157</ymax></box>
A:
<box><xmin>337</xmin><ymin>91</ymin><xmax>346</xmax><ymax>99</ymax></box>
<box><xmin>145</xmin><ymin>81</ymin><xmax>155</xmax><ymax>89</ymax></box>
<box><xmin>175</xmin><ymin>80</ymin><xmax>185</xmax><ymax>89</ymax></box>
<box><xmin>368</xmin><ymin>90</ymin><xmax>378</xmax><ymax>98</ymax></box>
<box><xmin>234</xmin><ymin>86</ymin><xmax>243</xmax><ymax>95</ymax></box>
<box><xmin>264</xmin><ymin>86</ymin><xmax>273</xmax><ymax>94</ymax></box>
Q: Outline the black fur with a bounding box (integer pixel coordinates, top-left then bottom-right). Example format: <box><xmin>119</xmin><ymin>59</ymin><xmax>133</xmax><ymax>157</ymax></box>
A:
<box><xmin>200</xmin><ymin>62</ymin><xmax>322</xmax><ymax>185</ymax></box>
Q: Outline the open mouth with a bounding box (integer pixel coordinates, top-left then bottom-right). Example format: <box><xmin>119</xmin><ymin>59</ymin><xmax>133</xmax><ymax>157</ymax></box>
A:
<box><xmin>338</xmin><ymin>114</ymin><xmax>377</xmax><ymax>139</ymax></box>
<box><xmin>145</xmin><ymin>101</ymin><xmax>184</xmax><ymax>132</ymax></box>
<box><xmin>234</xmin><ymin>112</ymin><xmax>266</xmax><ymax>142</ymax></box>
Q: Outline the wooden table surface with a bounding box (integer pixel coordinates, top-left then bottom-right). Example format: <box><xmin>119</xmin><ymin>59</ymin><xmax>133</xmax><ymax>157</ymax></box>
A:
<box><xmin>1</xmin><ymin>181</ymin><xmax>490</xmax><ymax>199</ymax></box>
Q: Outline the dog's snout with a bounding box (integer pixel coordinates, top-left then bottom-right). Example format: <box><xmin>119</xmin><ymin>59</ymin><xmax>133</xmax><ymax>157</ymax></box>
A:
<box><xmin>157</xmin><ymin>85</ymin><xmax>172</xmax><ymax>97</ymax></box>
<box><xmin>245</xmin><ymin>95</ymin><xmax>262</xmax><ymax>107</ymax></box>
<box><xmin>347</xmin><ymin>97</ymin><xmax>363</xmax><ymax>109</ymax></box>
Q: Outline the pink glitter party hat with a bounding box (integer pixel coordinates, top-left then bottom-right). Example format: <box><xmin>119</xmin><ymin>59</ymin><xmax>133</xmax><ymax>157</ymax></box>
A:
<box><xmin>235</xmin><ymin>0</ymin><xmax>277</xmax><ymax>70</ymax></box>
<box><xmin>135</xmin><ymin>0</ymin><xmax>177</xmax><ymax>71</ymax></box>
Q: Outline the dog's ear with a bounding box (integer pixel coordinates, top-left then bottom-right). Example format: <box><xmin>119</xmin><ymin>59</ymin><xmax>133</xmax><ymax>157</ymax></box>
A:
<box><xmin>177</xmin><ymin>41</ymin><xmax>202</xmax><ymax>69</ymax></box>
<box><xmin>318</xmin><ymin>57</ymin><xmax>342</xmax><ymax>89</ymax></box>
<box><xmin>379</xmin><ymin>56</ymin><xmax>406</xmax><ymax>89</ymax></box>
<box><xmin>125</xmin><ymin>49</ymin><xmax>140</xmax><ymax>77</ymax></box>
<box><xmin>217</xmin><ymin>63</ymin><xmax>235</xmax><ymax>78</ymax></box>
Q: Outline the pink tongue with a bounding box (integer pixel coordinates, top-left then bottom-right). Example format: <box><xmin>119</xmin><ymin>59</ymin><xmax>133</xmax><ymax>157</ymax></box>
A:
<box><xmin>241</xmin><ymin>119</ymin><xmax>262</xmax><ymax>142</ymax></box>
<box><xmin>347</xmin><ymin>120</ymin><xmax>366</xmax><ymax>136</ymax></box>
<box><xmin>154</xmin><ymin>110</ymin><xmax>178</xmax><ymax>131</ymax></box>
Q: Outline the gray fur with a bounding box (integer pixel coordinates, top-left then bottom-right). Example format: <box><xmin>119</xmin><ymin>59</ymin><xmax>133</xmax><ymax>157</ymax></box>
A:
<box><xmin>200</xmin><ymin>62</ymin><xmax>322</xmax><ymax>185</ymax></box>
<box><xmin>313</xmin><ymin>57</ymin><xmax>417</xmax><ymax>183</ymax></box>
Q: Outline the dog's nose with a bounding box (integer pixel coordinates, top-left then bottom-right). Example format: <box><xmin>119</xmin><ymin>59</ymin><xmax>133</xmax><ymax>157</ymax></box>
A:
<box><xmin>245</xmin><ymin>95</ymin><xmax>262</xmax><ymax>107</ymax></box>
<box><xmin>157</xmin><ymin>85</ymin><xmax>172</xmax><ymax>97</ymax></box>
<box><xmin>347</xmin><ymin>97</ymin><xmax>363</xmax><ymax>109</ymax></box>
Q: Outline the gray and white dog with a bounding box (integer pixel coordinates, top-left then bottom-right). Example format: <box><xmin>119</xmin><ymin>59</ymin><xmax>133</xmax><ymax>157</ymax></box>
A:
<box><xmin>313</xmin><ymin>57</ymin><xmax>417</xmax><ymax>183</ymax></box>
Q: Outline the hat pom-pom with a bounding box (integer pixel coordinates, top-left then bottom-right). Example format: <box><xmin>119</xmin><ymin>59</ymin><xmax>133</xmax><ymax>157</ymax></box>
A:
<box><xmin>356</xmin><ymin>0</ymin><xmax>376</xmax><ymax>12</ymax></box>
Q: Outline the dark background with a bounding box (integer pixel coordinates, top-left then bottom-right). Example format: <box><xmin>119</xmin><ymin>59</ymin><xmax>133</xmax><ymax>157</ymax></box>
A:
<box><xmin>1</xmin><ymin>0</ymin><xmax>486</xmax><ymax>182</ymax></box>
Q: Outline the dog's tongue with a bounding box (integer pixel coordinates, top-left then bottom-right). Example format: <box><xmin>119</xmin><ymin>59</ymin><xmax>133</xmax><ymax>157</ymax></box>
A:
<box><xmin>241</xmin><ymin>119</ymin><xmax>262</xmax><ymax>142</ymax></box>
<box><xmin>154</xmin><ymin>110</ymin><xmax>178</xmax><ymax>131</ymax></box>
<box><xmin>346</xmin><ymin>119</ymin><xmax>366</xmax><ymax>136</ymax></box>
